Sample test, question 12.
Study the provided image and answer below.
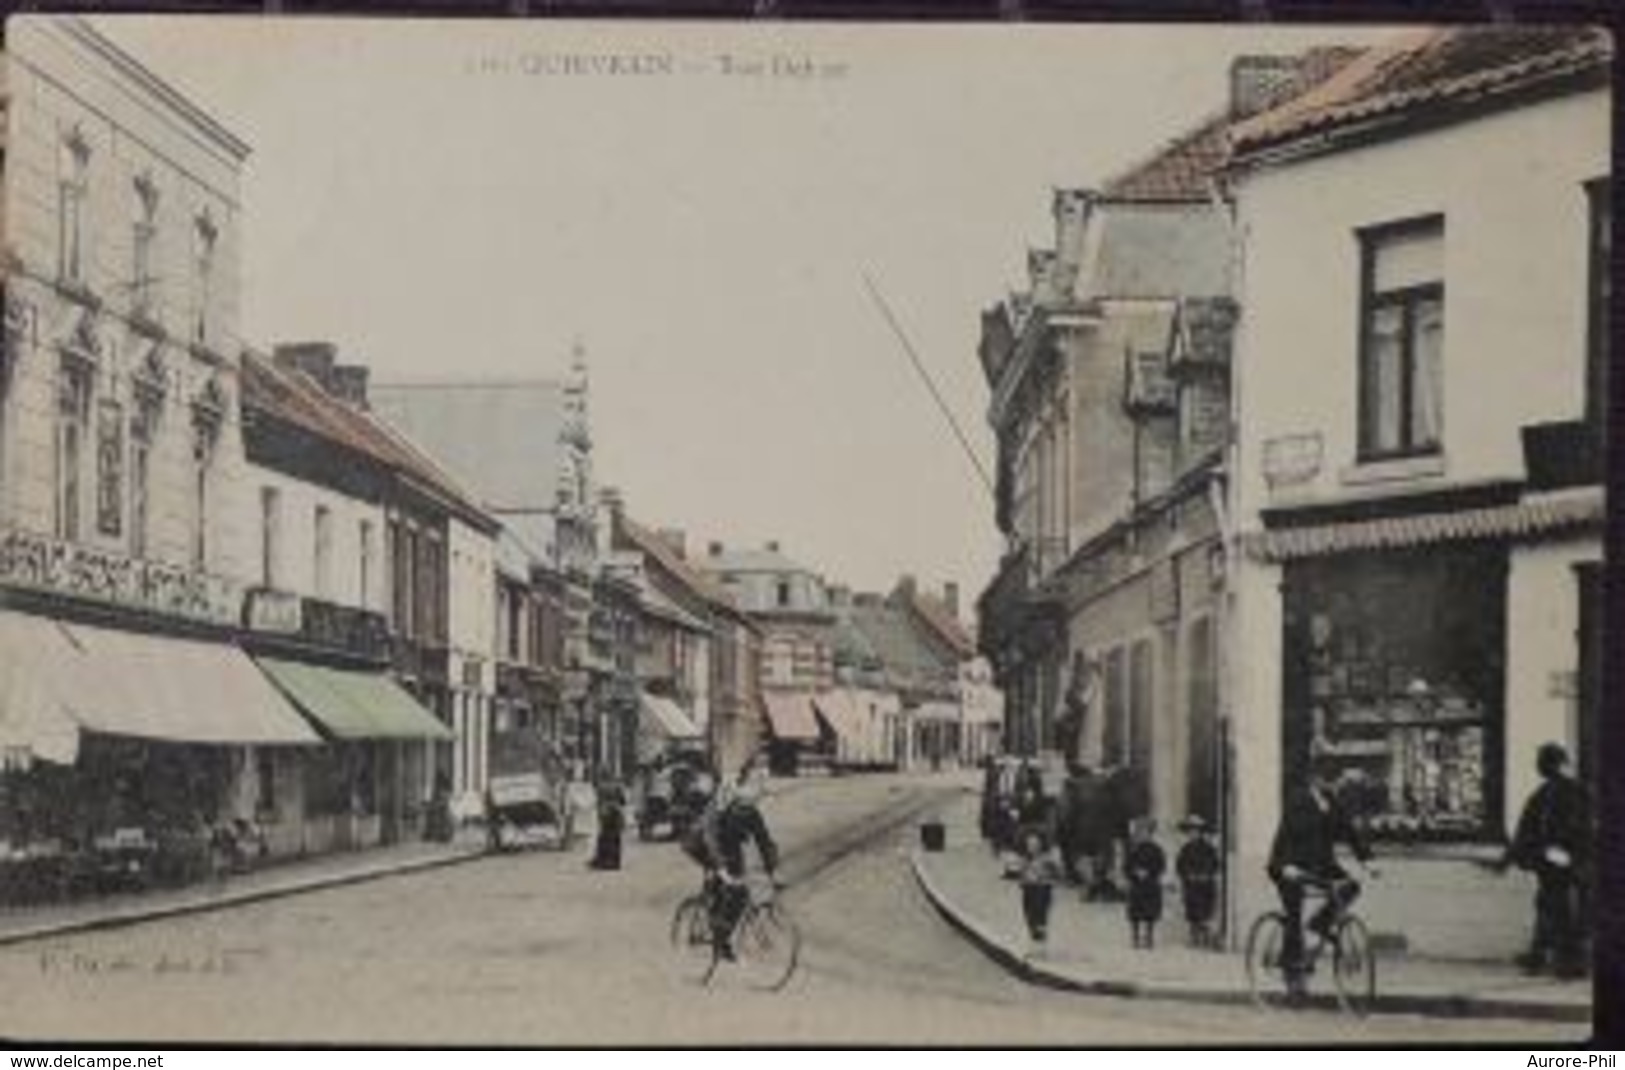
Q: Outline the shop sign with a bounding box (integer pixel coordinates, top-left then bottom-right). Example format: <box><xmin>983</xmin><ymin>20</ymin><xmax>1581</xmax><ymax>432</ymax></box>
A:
<box><xmin>0</xmin><ymin>522</ymin><xmax>242</xmax><ymax>626</ymax></box>
<box><xmin>1263</xmin><ymin>432</ymin><xmax>1323</xmax><ymax>489</ymax></box>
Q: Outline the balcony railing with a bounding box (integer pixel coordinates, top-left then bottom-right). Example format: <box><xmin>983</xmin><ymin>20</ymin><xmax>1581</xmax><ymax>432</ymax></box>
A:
<box><xmin>0</xmin><ymin>522</ymin><xmax>244</xmax><ymax>627</ymax></box>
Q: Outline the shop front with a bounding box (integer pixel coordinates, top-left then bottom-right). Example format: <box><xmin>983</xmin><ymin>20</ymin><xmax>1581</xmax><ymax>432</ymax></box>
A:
<box><xmin>1281</xmin><ymin>545</ymin><xmax>1507</xmax><ymax>846</ymax></box>
<box><xmin>0</xmin><ymin>610</ymin><xmax>321</xmax><ymax>904</ymax></box>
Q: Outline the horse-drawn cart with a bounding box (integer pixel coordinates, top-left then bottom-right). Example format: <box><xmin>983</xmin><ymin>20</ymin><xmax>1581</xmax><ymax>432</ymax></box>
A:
<box><xmin>485</xmin><ymin>733</ymin><xmax>576</xmax><ymax>852</ymax></box>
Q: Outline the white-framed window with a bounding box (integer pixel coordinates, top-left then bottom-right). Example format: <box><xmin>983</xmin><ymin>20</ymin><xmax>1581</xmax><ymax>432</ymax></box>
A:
<box><xmin>58</xmin><ymin>130</ymin><xmax>90</xmax><ymax>285</ymax></box>
<box><xmin>193</xmin><ymin>209</ymin><xmax>219</xmax><ymax>347</ymax></box>
<box><xmin>1358</xmin><ymin>216</ymin><xmax>1444</xmax><ymax>461</ymax></box>
<box><xmin>359</xmin><ymin>519</ymin><xmax>375</xmax><ymax>610</ymax></box>
<box><xmin>314</xmin><ymin>504</ymin><xmax>333</xmax><ymax>600</ymax></box>
<box><xmin>54</xmin><ymin>360</ymin><xmax>92</xmax><ymax>541</ymax></box>
<box><xmin>131</xmin><ymin>173</ymin><xmax>159</xmax><ymax>317</ymax></box>
<box><xmin>260</xmin><ymin>486</ymin><xmax>281</xmax><ymax>588</ymax></box>
<box><xmin>129</xmin><ymin>396</ymin><xmax>160</xmax><ymax>559</ymax></box>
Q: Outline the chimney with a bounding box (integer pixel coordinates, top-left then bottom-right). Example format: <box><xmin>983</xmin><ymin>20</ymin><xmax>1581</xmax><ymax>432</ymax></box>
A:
<box><xmin>274</xmin><ymin>341</ymin><xmax>337</xmax><ymax>383</ymax></box>
<box><xmin>898</xmin><ymin>574</ymin><xmax>918</xmax><ymax>600</ymax></box>
<box><xmin>829</xmin><ymin>585</ymin><xmax>851</xmax><ymax>608</ymax></box>
<box><xmin>1229</xmin><ymin>54</ymin><xmax>1306</xmax><ymax>120</ymax></box>
<box><xmin>330</xmin><ymin>364</ymin><xmax>370</xmax><ymax>408</ymax></box>
<box><xmin>943</xmin><ymin>582</ymin><xmax>960</xmax><ymax>619</ymax></box>
<box><xmin>708</xmin><ymin>541</ymin><xmax>724</xmax><ymax>557</ymax></box>
<box><xmin>765</xmin><ymin>540</ymin><xmax>780</xmax><ymax>553</ymax></box>
<box><xmin>656</xmin><ymin>528</ymin><xmax>687</xmax><ymax>560</ymax></box>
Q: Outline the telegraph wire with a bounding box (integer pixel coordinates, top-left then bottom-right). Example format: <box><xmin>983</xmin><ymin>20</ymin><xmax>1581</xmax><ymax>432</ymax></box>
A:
<box><xmin>861</xmin><ymin>271</ymin><xmax>996</xmax><ymax>501</ymax></box>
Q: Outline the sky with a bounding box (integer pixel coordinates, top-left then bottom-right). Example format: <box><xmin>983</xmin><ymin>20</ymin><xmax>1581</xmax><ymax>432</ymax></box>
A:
<box><xmin>93</xmin><ymin>17</ymin><xmax>1394</xmax><ymax>611</ymax></box>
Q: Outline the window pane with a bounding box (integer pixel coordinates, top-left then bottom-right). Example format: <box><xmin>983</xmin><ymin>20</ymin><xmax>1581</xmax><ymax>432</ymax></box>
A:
<box><xmin>1410</xmin><ymin>297</ymin><xmax>1444</xmax><ymax>449</ymax></box>
<box><xmin>1364</xmin><ymin>304</ymin><xmax>1405</xmax><ymax>454</ymax></box>
<box><xmin>1372</xmin><ymin>225</ymin><xmax>1443</xmax><ymax>291</ymax></box>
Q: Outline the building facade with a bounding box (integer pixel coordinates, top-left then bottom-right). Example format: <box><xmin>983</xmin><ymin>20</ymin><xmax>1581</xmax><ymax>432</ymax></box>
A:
<box><xmin>1224</xmin><ymin>26</ymin><xmax>1610</xmax><ymax>958</ymax></box>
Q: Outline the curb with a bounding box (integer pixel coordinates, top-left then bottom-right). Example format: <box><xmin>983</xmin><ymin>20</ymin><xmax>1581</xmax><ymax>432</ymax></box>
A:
<box><xmin>909</xmin><ymin>851</ymin><xmax>1590</xmax><ymax>1024</ymax></box>
<box><xmin>0</xmin><ymin>846</ymin><xmax>487</xmax><ymax>949</ymax></box>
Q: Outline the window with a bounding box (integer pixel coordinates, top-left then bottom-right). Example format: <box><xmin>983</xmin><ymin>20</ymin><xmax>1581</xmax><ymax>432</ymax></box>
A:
<box><xmin>1586</xmin><ymin>179</ymin><xmax>1610</xmax><ymax>437</ymax></box>
<box><xmin>131</xmin><ymin>175</ymin><xmax>159</xmax><ymax>317</ymax></box>
<box><xmin>54</xmin><ymin>361</ymin><xmax>92</xmax><ymax>541</ymax></box>
<box><xmin>314</xmin><ymin>505</ymin><xmax>333</xmax><ymax>599</ymax></box>
<box><xmin>58</xmin><ymin>131</ymin><xmax>90</xmax><ymax>285</ymax></box>
<box><xmin>129</xmin><ymin>397</ymin><xmax>159</xmax><ymax>559</ymax></box>
<box><xmin>1358</xmin><ymin>218</ymin><xmax>1444</xmax><ymax>461</ymax></box>
<box><xmin>1102</xmin><ymin>646</ymin><xmax>1127</xmax><ymax>766</ymax></box>
<box><xmin>191</xmin><ymin>415</ymin><xmax>218</xmax><ymax>570</ymax></box>
<box><xmin>94</xmin><ymin>399</ymin><xmax>124</xmax><ymax>537</ymax></box>
<box><xmin>359</xmin><ymin>519</ymin><xmax>375</xmax><ymax>609</ymax></box>
<box><xmin>260</xmin><ymin>487</ymin><xmax>281</xmax><ymax>588</ymax></box>
<box><xmin>776</xmin><ymin>579</ymin><xmax>791</xmax><ymax>608</ymax></box>
<box><xmin>193</xmin><ymin>210</ymin><xmax>218</xmax><ymax>347</ymax></box>
<box><xmin>255</xmin><ymin>748</ymin><xmax>277</xmax><ymax>816</ymax></box>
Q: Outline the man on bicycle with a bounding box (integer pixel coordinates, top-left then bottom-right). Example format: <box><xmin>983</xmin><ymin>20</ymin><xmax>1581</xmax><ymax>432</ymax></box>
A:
<box><xmin>688</xmin><ymin>755</ymin><xmax>782</xmax><ymax>960</ymax></box>
<box><xmin>1267</xmin><ymin>756</ymin><xmax>1378</xmax><ymax>990</ymax></box>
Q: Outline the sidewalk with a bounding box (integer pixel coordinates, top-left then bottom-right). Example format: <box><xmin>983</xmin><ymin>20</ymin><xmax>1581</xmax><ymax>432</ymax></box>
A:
<box><xmin>0</xmin><ymin>836</ymin><xmax>486</xmax><ymax>949</ymax></box>
<box><xmin>912</xmin><ymin>795</ymin><xmax>1591</xmax><ymax>1023</ymax></box>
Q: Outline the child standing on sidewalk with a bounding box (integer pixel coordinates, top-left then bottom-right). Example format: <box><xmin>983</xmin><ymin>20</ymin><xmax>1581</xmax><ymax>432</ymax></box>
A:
<box><xmin>1017</xmin><ymin>828</ymin><xmax>1063</xmax><ymax>959</ymax></box>
<box><xmin>1125</xmin><ymin>817</ymin><xmax>1167</xmax><ymax>950</ymax></box>
<box><xmin>1175</xmin><ymin>815</ymin><xmax>1221</xmax><ymax>949</ymax></box>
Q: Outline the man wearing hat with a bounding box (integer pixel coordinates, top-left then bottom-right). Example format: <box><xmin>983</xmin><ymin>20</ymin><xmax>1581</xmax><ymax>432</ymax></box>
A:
<box><xmin>1175</xmin><ymin>814</ymin><xmax>1221</xmax><ymax>948</ymax></box>
<box><xmin>1501</xmin><ymin>742</ymin><xmax>1590</xmax><ymax>979</ymax></box>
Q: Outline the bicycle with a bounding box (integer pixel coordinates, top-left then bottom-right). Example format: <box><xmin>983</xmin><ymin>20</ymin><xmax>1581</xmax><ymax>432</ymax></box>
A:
<box><xmin>1245</xmin><ymin>874</ymin><xmax>1377</xmax><ymax>1016</ymax></box>
<box><xmin>670</xmin><ymin>872</ymin><xmax>801</xmax><ymax>991</ymax></box>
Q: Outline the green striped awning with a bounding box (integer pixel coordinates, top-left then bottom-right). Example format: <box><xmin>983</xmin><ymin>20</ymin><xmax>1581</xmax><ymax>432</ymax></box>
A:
<box><xmin>257</xmin><ymin>658</ymin><xmax>453</xmax><ymax>741</ymax></box>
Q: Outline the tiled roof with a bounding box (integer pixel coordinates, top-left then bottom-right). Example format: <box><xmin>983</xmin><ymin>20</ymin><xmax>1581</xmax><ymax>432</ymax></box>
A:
<box><xmin>902</xmin><ymin>591</ymin><xmax>976</xmax><ymax>660</ymax></box>
<box><xmin>617</xmin><ymin>516</ymin><xmax>747</xmax><ymax>623</ymax></box>
<box><xmin>1231</xmin><ymin>26</ymin><xmax>1612</xmax><ymax>158</ymax></box>
<box><xmin>1099</xmin><ymin>111</ymin><xmax>1232</xmax><ymax>204</ymax></box>
<box><xmin>1244</xmin><ymin>487</ymin><xmax>1603</xmax><ymax>562</ymax></box>
<box><xmin>1099</xmin><ymin>47</ymin><xmax>1363</xmax><ymax>204</ymax></box>
<box><xmin>240</xmin><ymin>352</ymin><xmax>493</xmax><ymax>529</ymax></box>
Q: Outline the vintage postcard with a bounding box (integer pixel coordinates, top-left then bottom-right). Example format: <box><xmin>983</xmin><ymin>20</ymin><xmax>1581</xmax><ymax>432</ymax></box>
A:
<box><xmin>0</xmin><ymin>14</ymin><xmax>1605</xmax><ymax>1046</ymax></box>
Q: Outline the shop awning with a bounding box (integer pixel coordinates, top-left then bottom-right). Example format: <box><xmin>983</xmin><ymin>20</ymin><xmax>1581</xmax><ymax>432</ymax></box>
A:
<box><xmin>640</xmin><ymin>691</ymin><xmax>702</xmax><ymax>740</ymax></box>
<box><xmin>1245</xmin><ymin>487</ymin><xmax>1604</xmax><ymax>563</ymax></box>
<box><xmin>257</xmin><ymin>658</ymin><xmax>453</xmax><ymax>741</ymax></box>
<box><xmin>761</xmin><ymin>691</ymin><xmax>821</xmax><ymax>743</ymax></box>
<box><xmin>0</xmin><ymin>612</ymin><xmax>321</xmax><ymax>764</ymax></box>
<box><xmin>812</xmin><ymin>690</ymin><xmax>867</xmax><ymax>742</ymax></box>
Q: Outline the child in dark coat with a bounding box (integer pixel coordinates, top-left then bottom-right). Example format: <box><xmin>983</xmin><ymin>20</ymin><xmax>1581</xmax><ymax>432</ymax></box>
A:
<box><xmin>1124</xmin><ymin>817</ymin><xmax>1167</xmax><ymax>949</ymax></box>
<box><xmin>1175</xmin><ymin>815</ymin><xmax>1221</xmax><ymax>949</ymax></box>
<box><xmin>1017</xmin><ymin>828</ymin><xmax>1063</xmax><ymax>959</ymax></box>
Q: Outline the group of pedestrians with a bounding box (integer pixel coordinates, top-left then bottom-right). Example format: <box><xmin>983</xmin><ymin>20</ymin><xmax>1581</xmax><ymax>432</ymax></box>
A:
<box><xmin>982</xmin><ymin>741</ymin><xmax>1591</xmax><ymax>980</ymax></box>
<box><xmin>981</xmin><ymin>756</ymin><xmax>1221</xmax><ymax>958</ymax></box>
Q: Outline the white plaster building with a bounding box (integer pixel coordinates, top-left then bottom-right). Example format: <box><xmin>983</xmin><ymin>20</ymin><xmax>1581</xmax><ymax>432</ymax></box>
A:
<box><xmin>1224</xmin><ymin>27</ymin><xmax>1609</xmax><ymax>959</ymax></box>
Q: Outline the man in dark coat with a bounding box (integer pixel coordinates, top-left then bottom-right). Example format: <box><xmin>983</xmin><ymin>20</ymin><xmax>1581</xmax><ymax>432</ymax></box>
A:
<box><xmin>1267</xmin><ymin>758</ymin><xmax>1376</xmax><ymax>984</ymax></box>
<box><xmin>692</xmin><ymin>761</ymin><xmax>781</xmax><ymax>960</ymax></box>
<box><xmin>1502</xmin><ymin>742</ymin><xmax>1590</xmax><ymax>979</ymax></box>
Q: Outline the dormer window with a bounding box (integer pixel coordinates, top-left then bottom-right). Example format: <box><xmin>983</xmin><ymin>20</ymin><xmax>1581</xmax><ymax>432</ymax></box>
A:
<box><xmin>58</xmin><ymin>128</ymin><xmax>91</xmax><ymax>286</ymax></box>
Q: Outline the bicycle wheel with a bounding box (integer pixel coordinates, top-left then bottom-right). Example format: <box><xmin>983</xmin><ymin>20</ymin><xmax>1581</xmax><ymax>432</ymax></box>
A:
<box><xmin>669</xmin><ymin>894</ymin><xmax>720</xmax><ymax>986</ymax></box>
<box><xmin>734</xmin><ymin>902</ymin><xmax>801</xmax><ymax>992</ymax></box>
<box><xmin>1331</xmin><ymin>915</ymin><xmax>1376</xmax><ymax>1017</ymax></box>
<box><xmin>1244</xmin><ymin>912</ymin><xmax>1297</xmax><ymax>1011</ymax></box>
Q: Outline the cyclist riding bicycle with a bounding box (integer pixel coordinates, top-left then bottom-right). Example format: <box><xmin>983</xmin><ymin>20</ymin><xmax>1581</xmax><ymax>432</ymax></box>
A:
<box><xmin>1267</xmin><ymin>756</ymin><xmax>1379</xmax><ymax>990</ymax></box>
<box><xmin>684</xmin><ymin>755</ymin><xmax>782</xmax><ymax>961</ymax></box>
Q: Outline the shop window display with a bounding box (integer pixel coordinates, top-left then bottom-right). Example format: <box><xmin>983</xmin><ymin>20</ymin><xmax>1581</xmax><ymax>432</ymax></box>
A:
<box><xmin>1288</xmin><ymin>550</ymin><xmax>1504</xmax><ymax>843</ymax></box>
